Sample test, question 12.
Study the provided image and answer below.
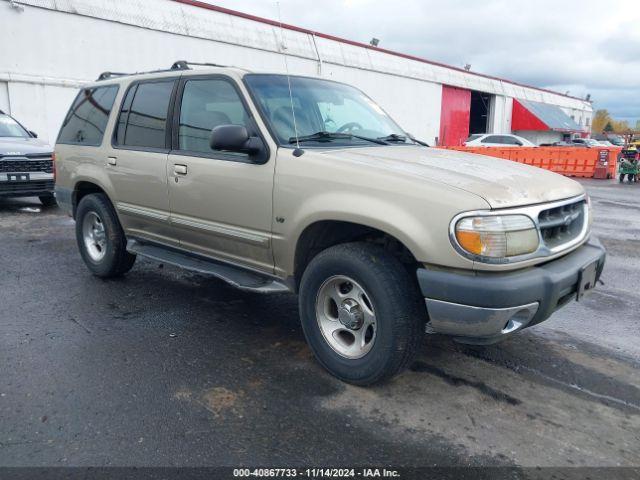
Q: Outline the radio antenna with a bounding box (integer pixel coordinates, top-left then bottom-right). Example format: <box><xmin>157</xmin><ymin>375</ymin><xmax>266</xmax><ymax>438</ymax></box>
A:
<box><xmin>277</xmin><ymin>2</ymin><xmax>300</xmax><ymax>149</ymax></box>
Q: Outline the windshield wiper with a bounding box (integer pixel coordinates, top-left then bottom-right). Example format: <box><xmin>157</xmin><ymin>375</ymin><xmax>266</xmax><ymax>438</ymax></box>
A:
<box><xmin>289</xmin><ymin>131</ymin><xmax>388</xmax><ymax>145</ymax></box>
<box><xmin>377</xmin><ymin>133</ymin><xmax>430</xmax><ymax>147</ymax></box>
<box><xmin>407</xmin><ymin>134</ymin><xmax>430</xmax><ymax>147</ymax></box>
<box><xmin>378</xmin><ymin>133</ymin><xmax>408</xmax><ymax>143</ymax></box>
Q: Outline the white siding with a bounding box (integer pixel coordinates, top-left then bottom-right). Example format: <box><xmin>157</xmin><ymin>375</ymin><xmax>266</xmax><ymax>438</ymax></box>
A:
<box><xmin>487</xmin><ymin>96</ymin><xmax>513</xmax><ymax>134</ymax></box>
<box><xmin>0</xmin><ymin>82</ymin><xmax>10</xmax><ymax>114</ymax></box>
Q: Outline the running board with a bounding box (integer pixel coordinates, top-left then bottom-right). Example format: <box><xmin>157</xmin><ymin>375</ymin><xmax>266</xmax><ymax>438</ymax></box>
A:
<box><xmin>126</xmin><ymin>239</ymin><xmax>290</xmax><ymax>293</ymax></box>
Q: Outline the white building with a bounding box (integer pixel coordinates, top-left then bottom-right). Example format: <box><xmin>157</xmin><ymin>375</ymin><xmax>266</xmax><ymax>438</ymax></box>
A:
<box><xmin>0</xmin><ymin>0</ymin><xmax>593</xmax><ymax>146</ymax></box>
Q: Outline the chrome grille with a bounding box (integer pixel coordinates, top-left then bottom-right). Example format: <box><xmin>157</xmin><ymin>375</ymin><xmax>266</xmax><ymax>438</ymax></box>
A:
<box><xmin>538</xmin><ymin>199</ymin><xmax>586</xmax><ymax>250</ymax></box>
<box><xmin>0</xmin><ymin>154</ymin><xmax>53</xmax><ymax>173</ymax></box>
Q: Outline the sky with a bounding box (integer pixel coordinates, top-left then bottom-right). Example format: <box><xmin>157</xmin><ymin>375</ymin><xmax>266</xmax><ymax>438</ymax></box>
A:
<box><xmin>203</xmin><ymin>0</ymin><xmax>640</xmax><ymax>125</ymax></box>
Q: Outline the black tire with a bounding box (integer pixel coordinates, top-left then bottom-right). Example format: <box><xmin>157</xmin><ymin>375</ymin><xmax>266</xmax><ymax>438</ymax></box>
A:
<box><xmin>75</xmin><ymin>193</ymin><xmax>136</xmax><ymax>278</ymax></box>
<box><xmin>39</xmin><ymin>194</ymin><xmax>57</xmax><ymax>207</ymax></box>
<box><xmin>619</xmin><ymin>174</ymin><xmax>625</xmax><ymax>183</ymax></box>
<box><xmin>299</xmin><ymin>242</ymin><xmax>425</xmax><ymax>385</ymax></box>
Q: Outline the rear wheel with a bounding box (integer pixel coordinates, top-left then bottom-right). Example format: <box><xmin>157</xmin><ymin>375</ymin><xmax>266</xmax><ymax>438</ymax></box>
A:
<box><xmin>299</xmin><ymin>242</ymin><xmax>425</xmax><ymax>385</ymax></box>
<box><xmin>75</xmin><ymin>193</ymin><xmax>136</xmax><ymax>278</ymax></box>
<box><xmin>39</xmin><ymin>194</ymin><xmax>57</xmax><ymax>207</ymax></box>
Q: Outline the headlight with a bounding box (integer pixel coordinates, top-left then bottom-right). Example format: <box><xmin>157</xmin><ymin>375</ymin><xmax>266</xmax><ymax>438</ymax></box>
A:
<box><xmin>585</xmin><ymin>194</ymin><xmax>593</xmax><ymax>228</ymax></box>
<box><xmin>453</xmin><ymin>214</ymin><xmax>539</xmax><ymax>258</ymax></box>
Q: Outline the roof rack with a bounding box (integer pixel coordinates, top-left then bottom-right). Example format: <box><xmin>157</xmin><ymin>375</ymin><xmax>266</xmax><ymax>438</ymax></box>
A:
<box><xmin>96</xmin><ymin>61</ymin><xmax>227</xmax><ymax>81</ymax></box>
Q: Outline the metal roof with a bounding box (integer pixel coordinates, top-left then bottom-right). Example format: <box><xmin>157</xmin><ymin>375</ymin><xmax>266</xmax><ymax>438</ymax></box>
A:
<box><xmin>517</xmin><ymin>99</ymin><xmax>583</xmax><ymax>132</ymax></box>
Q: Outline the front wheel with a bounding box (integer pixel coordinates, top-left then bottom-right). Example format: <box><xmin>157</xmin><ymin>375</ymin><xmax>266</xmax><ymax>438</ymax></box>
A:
<box><xmin>39</xmin><ymin>194</ymin><xmax>57</xmax><ymax>207</ymax></box>
<box><xmin>299</xmin><ymin>242</ymin><xmax>425</xmax><ymax>385</ymax></box>
<box><xmin>75</xmin><ymin>193</ymin><xmax>136</xmax><ymax>278</ymax></box>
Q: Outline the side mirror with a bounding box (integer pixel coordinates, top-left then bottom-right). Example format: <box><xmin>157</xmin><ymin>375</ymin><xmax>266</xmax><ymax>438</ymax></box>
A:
<box><xmin>29</xmin><ymin>130</ymin><xmax>38</xmax><ymax>138</ymax></box>
<box><xmin>515</xmin><ymin>141</ymin><xmax>522</xmax><ymax>146</ymax></box>
<box><xmin>210</xmin><ymin>125</ymin><xmax>263</xmax><ymax>155</ymax></box>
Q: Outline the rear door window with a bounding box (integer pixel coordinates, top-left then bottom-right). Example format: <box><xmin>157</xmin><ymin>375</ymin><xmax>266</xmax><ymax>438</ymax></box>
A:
<box><xmin>114</xmin><ymin>80</ymin><xmax>175</xmax><ymax>150</ymax></box>
<box><xmin>114</xmin><ymin>86</ymin><xmax>137</xmax><ymax>146</ymax></box>
<box><xmin>58</xmin><ymin>86</ymin><xmax>119</xmax><ymax>146</ymax></box>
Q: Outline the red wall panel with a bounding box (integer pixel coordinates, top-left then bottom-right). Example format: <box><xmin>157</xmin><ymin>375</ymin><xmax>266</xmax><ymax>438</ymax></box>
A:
<box><xmin>439</xmin><ymin>86</ymin><xmax>471</xmax><ymax>146</ymax></box>
<box><xmin>511</xmin><ymin>99</ymin><xmax>549</xmax><ymax>131</ymax></box>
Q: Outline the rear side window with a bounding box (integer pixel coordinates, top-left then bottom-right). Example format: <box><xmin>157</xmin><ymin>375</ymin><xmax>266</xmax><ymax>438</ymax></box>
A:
<box><xmin>114</xmin><ymin>80</ymin><xmax>175</xmax><ymax>150</ymax></box>
<box><xmin>501</xmin><ymin>135</ymin><xmax>521</xmax><ymax>145</ymax></box>
<box><xmin>58</xmin><ymin>86</ymin><xmax>118</xmax><ymax>146</ymax></box>
<box><xmin>481</xmin><ymin>135</ymin><xmax>502</xmax><ymax>144</ymax></box>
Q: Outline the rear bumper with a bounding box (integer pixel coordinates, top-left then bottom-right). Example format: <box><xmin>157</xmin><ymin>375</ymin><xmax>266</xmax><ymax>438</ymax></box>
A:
<box><xmin>54</xmin><ymin>186</ymin><xmax>73</xmax><ymax>215</ymax></box>
<box><xmin>417</xmin><ymin>238</ymin><xmax>606</xmax><ymax>344</ymax></box>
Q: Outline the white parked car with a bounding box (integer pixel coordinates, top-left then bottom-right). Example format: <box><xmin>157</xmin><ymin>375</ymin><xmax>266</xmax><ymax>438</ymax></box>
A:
<box><xmin>571</xmin><ymin>138</ymin><xmax>602</xmax><ymax>148</ymax></box>
<box><xmin>464</xmin><ymin>134</ymin><xmax>536</xmax><ymax>147</ymax></box>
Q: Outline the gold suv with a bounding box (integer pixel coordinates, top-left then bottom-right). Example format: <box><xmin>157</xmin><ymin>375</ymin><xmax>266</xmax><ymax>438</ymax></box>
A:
<box><xmin>54</xmin><ymin>62</ymin><xmax>606</xmax><ymax>384</ymax></box>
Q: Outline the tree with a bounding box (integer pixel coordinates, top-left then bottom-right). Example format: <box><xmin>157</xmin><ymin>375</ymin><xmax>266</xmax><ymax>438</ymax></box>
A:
<box><xmin>612</xmin><ymin>120</ymin><xmax>630</xmax><ymax>133</ymax></box>
<box><xmin>590</xmin><ymin>109</ymin><xmax>631</xmax><ymax>134</ymax></box>
<box><xmin>592</xmin><ymin>109</ymin><xmax>612</xmax><ymax>133</ymax></box>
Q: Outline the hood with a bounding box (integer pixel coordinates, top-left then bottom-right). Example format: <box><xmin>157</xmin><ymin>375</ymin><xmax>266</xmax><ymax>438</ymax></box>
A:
<box><xmin>0</xmin><ymin>137</ymin><xmax>53</xmax><ymax>156</ymax></box>
<box><xmin>318</xmin><ymin>145</ymin><xmax>584</xmax><ymax>209</ymax></box>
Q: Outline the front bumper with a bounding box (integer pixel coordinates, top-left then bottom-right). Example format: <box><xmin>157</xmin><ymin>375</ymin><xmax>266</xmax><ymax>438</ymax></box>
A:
<box><xmin>0</xmin><ymin>173</ymin><xmax>54</xmax><ymax>198</ymax></box>
<box><xmin>417</xmin><ymin>238</ymin><xmax>606</xmax><ymax>344</ymax></box>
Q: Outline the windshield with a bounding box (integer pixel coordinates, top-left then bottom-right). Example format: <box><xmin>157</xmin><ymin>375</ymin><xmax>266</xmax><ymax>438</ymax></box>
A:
<box><xmin>244</xmin><ymin>74</ymin><xmax>407</xmax><ymax>146</ymax></box>
<box><xmin>0</xmin><ymin>114</ymin><xmax>30</xmax><ymax>138</ymax></box>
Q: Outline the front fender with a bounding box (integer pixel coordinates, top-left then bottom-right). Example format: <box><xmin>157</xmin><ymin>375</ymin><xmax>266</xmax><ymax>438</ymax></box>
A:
<box><xmin>272</xmin><ymin>148</ymin><xmax>490</xmax><ymax>277</ymax></box>
<box><xmin>287</xmin><ymin>191</ymin><xmax>434</xmax><ymax>269</ymax></box>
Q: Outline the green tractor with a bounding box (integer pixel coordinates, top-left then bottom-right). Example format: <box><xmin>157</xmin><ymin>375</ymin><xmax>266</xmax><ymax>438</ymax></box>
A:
<box><xmin>619</xmin><ymin>147</ymin><xmax>638</xmax><ymax>183</ymax></box>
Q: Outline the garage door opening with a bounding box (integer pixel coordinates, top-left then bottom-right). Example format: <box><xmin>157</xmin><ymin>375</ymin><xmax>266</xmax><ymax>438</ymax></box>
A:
<box><xmin>469</xmin><ymin>91</ymin><xmax>491</xmax><ymax>135</ymax></box>
<box><xmin>439</xmin><ymin>87</ymin><xmax>494</xmax><ymax>146</ymax></box>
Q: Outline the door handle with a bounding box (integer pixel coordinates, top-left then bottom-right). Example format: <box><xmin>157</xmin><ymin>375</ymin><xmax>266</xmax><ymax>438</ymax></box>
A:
<box><xmin>174</xmin><ymin>164</ymin><xmax>188</xmax><ymax>175</ymax></box>
<box><xmin>107</xmin><ymin>157</ymin><xmax>117</xmax><ymax>166</ymax></box>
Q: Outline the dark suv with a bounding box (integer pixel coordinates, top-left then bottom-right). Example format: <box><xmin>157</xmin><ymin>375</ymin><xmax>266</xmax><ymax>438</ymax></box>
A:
<box><xmin>0</xmin><ymin>110</ymin><xmax>56</xmax><ymax>206</ymax></box>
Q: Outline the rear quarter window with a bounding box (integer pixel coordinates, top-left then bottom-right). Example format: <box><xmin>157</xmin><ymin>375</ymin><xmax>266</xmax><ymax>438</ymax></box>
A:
<box><xmin>57</xmin><ymin>85</ymin><xmax>119</xmax><ymax>146</ymax></box>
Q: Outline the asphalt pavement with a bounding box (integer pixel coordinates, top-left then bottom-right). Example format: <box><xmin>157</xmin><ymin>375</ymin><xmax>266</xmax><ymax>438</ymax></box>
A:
<box><xmin>0</xmin><ymin>179</ymin><xmax>638</xmax><ymax>469</ymax></box>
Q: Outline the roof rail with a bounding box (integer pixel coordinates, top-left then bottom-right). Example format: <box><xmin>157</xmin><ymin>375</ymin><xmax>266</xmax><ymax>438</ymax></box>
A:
<box><xmin>96</xmin><ymin>71</ymin><xmax>130</xmax><ymax>81</ymax></box>
<box><xmin>95</xmin><ymin>61</ymin><xmax>227</xmax><ymax>82</ymax></box>
<box><xmin>171</xmin><ymin>60</ymin><xmax>227</xmax><ymax>70</ymax></box>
